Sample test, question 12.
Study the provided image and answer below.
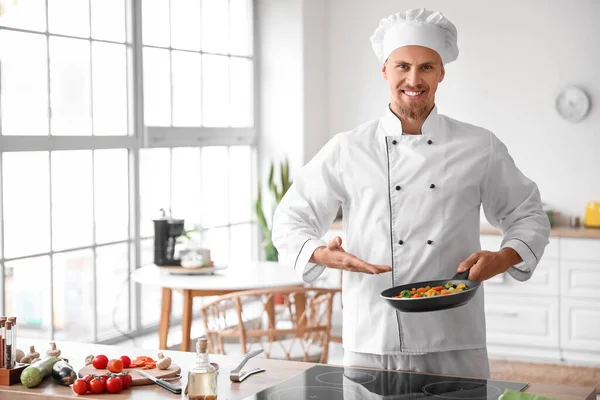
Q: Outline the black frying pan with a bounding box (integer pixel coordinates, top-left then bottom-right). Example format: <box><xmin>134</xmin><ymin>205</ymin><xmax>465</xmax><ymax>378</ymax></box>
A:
<box><xmin>380</xmin><ymin>270</ymin><xmax>480</xmax><ymax>313</ymax></box>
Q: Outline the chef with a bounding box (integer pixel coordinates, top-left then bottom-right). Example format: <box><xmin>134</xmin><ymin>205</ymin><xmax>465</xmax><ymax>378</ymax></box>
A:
<box><xmin>272</xmin><ymin>8</ymin><xmax>550</xmax><ymax>378</ymax></box>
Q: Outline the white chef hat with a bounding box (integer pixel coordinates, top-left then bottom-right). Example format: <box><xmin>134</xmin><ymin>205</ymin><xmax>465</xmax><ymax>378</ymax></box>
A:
<box><xmin>370</xmin><ymin>8</ymin><xmax>459</xmax><ymax>65</ymax></box>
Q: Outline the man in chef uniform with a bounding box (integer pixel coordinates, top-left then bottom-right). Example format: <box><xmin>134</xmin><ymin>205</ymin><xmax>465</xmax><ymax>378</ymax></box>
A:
<box><xmin>272</xmin><ymin>8</ymin><xmax>550</xmax><ymax>378</ymax></box>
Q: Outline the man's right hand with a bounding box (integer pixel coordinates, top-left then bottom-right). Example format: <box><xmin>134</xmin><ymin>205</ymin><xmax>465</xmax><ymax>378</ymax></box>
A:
<box><xmin>310</xmin><ymin>236</ymin><xmax>392</xmax><ymax>275</ymax></box>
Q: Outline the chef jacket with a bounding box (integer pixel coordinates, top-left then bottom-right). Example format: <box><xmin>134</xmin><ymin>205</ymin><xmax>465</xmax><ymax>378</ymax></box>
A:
<box><xmin>272</xmin><ymin>105</ymin><xmax>551</xmax><ymax>355</ymax></box>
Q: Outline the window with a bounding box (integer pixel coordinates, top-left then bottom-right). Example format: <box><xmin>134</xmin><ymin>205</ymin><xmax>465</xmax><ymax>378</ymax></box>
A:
<box><xmin>0</xmin><ymin>0</ymin><xmax>256</xmax><ymax>342</ymax></box>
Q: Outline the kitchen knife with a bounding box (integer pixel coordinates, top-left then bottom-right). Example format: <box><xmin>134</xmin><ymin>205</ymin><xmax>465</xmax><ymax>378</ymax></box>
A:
<box><xmin>136</xmin><ymin>369</ymin><xmax>182</xmax><ymax>394</ymax></box>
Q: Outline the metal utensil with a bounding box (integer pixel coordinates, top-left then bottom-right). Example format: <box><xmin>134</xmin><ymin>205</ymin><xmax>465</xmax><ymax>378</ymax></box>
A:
<box><xmin>230</xmin><ymin>349</ymin><xmax>265</xmax><ymax>382</ymax></box>
<box><xmin>136</xmin><ymin>369</ymin><xmax>182</xmax><ymax>394</ymax></box>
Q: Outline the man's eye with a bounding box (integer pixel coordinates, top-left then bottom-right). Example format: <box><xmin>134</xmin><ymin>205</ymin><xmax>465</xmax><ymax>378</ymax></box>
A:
<box><xmin>423</xmin><ymin>65</ymin><xmax>433</xmax><ymax>70</ymax></box>
<box><xmin>397</xmin><ymin>64</ymin><xmax>408</xmax><ymax>69</ymax></box>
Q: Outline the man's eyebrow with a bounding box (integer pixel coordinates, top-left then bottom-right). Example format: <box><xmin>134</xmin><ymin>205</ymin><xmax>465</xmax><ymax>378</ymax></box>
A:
<box><xmin>394</xmin><ymin>60</ymin><xmax>438</xmax><ymax>66</ymax></box>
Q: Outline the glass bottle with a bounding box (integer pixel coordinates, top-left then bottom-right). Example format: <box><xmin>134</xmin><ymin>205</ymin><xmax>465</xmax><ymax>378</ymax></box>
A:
<box><xmin>4</xmin><ymin>322</ymin><xmax>13</xmax><ymax>369</ymax></box>
<box><xmin>7</xmin><ymin>317</ymin><xmax>16</xmax><ymax>367</ymax></box>
<box><xmin>0</xmin><ymin>317</ymin><xmax>6</xmax><ymax>369</ymax></box>
<box><xmin>186</xmin><ymin>337</ymin><xmax>218</xmax><ymax>400</ymax></box>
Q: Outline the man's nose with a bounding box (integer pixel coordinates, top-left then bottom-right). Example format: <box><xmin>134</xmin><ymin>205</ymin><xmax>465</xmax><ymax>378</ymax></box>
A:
<box><xmin>405</xmin><ymin>69</ymin><xmax>422</xmax><ymax>87</ymax></box>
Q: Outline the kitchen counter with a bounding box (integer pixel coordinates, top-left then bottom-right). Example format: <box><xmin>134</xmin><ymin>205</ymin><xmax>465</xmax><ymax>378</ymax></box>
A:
<box><xmin>0</xmin><ymin>340</ymin><xmax>596</xmax><ymax>400</ymax></box>
<box><xmin>330</xmin><ymin>220</ymin><xmax>600</xmax><ymax>239</ymax></box>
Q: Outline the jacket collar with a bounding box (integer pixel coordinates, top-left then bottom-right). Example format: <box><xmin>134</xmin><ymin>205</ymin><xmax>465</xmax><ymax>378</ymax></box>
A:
<box><xmin>380</xmin><ymin>104</ymin><xmax>443</xmax><ymax>141</ymax></box>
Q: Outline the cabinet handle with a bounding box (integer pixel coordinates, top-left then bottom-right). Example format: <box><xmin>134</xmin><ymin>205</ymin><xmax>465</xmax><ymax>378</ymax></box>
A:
<box><xmin>488</xmin><ymin>312</ymin><xmax>519</xmax><ymax>318</ymax></box>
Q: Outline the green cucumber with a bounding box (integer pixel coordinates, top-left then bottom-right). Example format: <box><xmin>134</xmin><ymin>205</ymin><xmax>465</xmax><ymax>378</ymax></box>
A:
<box><xmin>20</xmin><ymin>356</ymin><xmax>62</xmax><ymax>388</ymax></box>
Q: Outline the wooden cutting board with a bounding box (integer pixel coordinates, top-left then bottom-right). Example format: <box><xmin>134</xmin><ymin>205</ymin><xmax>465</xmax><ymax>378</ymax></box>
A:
<box><xmin>78</xmin><ymin>364</ymin><xmax>181</xmax><ymax>386</ymax></box>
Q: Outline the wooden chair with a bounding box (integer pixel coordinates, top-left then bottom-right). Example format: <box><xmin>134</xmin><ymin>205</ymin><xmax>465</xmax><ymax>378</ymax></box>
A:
<box><xmin>199</xmin><ymin>287</ymin><xmax>340</xmax><ymax>364</ymax></box>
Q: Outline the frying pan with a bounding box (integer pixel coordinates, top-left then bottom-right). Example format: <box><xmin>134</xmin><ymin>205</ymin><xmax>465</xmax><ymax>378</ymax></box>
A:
<box><xmin>380</xmin><ymin>270</ymin><xmax>480</xmax><ymax>313</ymax></box>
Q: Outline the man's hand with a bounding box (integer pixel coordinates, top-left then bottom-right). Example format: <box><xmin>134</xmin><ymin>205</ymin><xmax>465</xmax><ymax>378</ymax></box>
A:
<box><xmin>457</xmin><ymin>248</ymin><xmax>523</xmax><ymax>281</ymax></box>
<box><xmin>310</xmin><ymin>236</ymin><xmax>392</xmax><ymax>275</ymax></box>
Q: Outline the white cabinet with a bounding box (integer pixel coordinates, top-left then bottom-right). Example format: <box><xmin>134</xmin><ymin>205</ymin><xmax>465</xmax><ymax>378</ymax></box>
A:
<box><xmin>481</xmin><ymin>234</ymin><xmax>600</xmax><ymax>366</ymax></box>
<box><xmin>485</xmin><ymin>295</ymin><xmax>559</xmax><ymax>348</ymax></box>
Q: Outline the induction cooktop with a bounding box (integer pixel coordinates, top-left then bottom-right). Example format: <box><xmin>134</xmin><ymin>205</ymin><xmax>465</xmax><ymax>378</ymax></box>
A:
<box><xmin>243</xmin><ymin>364</ymin><xmax>528</xmax><ymax>399</ymax></box>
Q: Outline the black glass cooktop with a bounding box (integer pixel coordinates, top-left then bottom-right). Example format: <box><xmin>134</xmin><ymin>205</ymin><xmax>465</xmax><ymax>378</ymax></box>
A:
<box><xmin>244</xmin><ymin>364</ymin><xmax>528</xmax><ymax>399</ymax></box>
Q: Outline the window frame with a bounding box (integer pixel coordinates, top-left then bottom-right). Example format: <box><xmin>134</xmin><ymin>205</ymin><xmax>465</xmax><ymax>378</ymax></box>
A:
<box><xmin>0</xmin><ymin>0</ymin><xmax>259</xmax><ymax>342</ymax></box>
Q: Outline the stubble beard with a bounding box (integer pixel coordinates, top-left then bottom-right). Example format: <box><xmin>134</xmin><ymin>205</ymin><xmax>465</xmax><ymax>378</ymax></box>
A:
<box><xmin>393</xmin><ymin>96</ymin><xmax>430</xmax><ymax>120</ymax></box>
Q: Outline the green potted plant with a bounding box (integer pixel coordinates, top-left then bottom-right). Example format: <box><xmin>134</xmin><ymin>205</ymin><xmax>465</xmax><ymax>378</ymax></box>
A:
<box><xmin>256</xmin><ymin>159</ymin><xmax>292</xmax><ymax>261</ymax></box>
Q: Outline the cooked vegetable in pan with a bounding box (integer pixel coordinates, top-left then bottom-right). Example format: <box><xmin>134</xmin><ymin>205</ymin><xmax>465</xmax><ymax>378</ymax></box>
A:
<box><xmin>393</xmin><ymin>281</ymin><xmax>468</xmax><ymax>299</ymax></box>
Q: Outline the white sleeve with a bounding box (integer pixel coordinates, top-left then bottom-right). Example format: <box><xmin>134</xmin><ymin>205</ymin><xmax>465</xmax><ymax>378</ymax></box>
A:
<box><xmin>481</xmin><ymin>134</ymin><xmax>551</xmax><ymax>281</ymax></box>
<box><xmin>272</xmin><ymin>135</ymin><xmax>346</xmax><ymax>283</ymax></box>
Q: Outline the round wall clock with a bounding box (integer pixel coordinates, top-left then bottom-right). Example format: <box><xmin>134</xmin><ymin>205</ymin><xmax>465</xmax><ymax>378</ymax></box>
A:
<box><xmin>555</xmin><ymin>86</ymin><xmax>591</xmax><ymax>123</ymax></box>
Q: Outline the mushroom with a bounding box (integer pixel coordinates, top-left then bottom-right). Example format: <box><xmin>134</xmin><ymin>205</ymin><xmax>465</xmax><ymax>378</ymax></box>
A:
<box><xmin>20</xmin><ymin>346</ymin><xmax>40</xmax><ymax>363</ymax></box>
<box><xmin>46</xmin><ymin>341</ymin><xmax>61</xmax><ymax>357</ymax></box>
<box><xmin>16</xmin><ymin>349</ymin><xmax>25</xmax><ymax>363</ymax></box>
<box><xmin>84</xmin><ymin>355</ymin><xmax>94</xmax><ymax>366</ymax></box>
<box><xmin>156</xmin><ymin>352</ymin><xmax>172</xmax><ymax>370</ymax></box>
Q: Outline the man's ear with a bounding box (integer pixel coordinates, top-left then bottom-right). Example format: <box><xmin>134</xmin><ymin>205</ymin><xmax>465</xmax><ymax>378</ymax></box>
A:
<box><xmin>439</xmin><ymin>65</ymin><xmax>445</xmax><ymax>83</ymax></box>
<box><xmin>381</xmin><ymin>62</ymin><xmax>388</xmax><ymax>80</ymax></box>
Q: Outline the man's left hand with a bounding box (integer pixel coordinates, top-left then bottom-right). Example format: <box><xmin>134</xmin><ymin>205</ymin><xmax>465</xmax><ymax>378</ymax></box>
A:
<box><xmin>457</xmin><ymin>248</ymin><xmax>523</xmax><ymax>281</ymax></box>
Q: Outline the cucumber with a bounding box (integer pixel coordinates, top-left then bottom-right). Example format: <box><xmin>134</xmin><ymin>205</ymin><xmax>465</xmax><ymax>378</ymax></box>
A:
<box><xmin>20</xmin><ymin>356</ymin><xmax>62</xmax><ymax>388</ymax></box>
<box><xmin>52</xmin><ymin>360</ymin><xmax>77</xmax><ymax>386</ymax></box>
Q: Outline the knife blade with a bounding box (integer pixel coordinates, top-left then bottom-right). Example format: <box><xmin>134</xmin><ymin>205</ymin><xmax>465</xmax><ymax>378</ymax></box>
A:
<box><xmin>136</xmin><ymin>369</ymin><xmax>182</xmax><ymax>394</ymax></box>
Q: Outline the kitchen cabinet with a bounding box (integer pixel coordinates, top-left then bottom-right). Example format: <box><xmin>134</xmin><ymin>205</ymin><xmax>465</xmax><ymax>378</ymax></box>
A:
<box><xmin>481</xmin><ymin>234</ymin><xmax>600</xmax><ymax>367</ymax></box>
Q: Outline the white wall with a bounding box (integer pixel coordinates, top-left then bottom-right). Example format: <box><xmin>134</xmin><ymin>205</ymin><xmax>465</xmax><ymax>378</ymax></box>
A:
<box><xmin>324</xmin><ymin>0</ymin><xmax>600</xmax><ymax>219</ymax></box>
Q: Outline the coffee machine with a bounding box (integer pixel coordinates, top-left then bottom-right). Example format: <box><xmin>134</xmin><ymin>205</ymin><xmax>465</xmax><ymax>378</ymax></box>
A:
<box><xmin>153</xmin><ymin>217</ymin><xmax>185</xmax><ymax>266</ymax></box>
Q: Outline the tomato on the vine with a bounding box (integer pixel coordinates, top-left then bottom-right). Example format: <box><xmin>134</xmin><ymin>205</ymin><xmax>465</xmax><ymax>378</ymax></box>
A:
<box><xmin>72</xmin><ymin>379</ymin><xmax>89</xmax><ymax>395</ymax></box>
<box><xmin>89</xmin><ymin>377</ymin><xmax>105</xmax><ymax>394</ymax></box>
<box><xmin>105</xmin><ymin>376</ymin><xmax>123</xmax><ymax>393</ymax></box>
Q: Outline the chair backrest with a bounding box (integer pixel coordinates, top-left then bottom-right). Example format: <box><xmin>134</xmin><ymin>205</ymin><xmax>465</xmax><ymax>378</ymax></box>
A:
<box><xmin>199</xmin><ymin>287</ymin><xmax>340</xmax><ymax>364</ymax></box>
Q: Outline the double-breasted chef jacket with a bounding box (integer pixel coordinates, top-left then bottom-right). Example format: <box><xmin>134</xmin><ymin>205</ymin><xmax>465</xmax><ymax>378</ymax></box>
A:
<box><xmin>272</xmin><ymin>105</ymin><xmax>551</xmax><ymax>355</ymax></box>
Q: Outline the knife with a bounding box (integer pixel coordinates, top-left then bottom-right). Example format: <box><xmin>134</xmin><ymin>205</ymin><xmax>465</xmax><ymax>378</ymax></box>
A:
<box><xmin>136</xmin><ymin>369</ymin><xmax>182</xmax><ymax>394</ymax></box>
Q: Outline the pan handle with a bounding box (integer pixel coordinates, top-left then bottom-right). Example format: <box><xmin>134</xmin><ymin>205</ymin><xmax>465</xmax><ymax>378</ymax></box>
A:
<box><xmin>451</xmin><ymin>270</ymin><xmax>470</xmax><ymax>280</ymax></box>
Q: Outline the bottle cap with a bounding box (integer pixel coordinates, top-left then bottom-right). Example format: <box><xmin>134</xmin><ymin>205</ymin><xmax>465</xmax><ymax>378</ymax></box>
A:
<box><xmin>197</xmin><ymin>337</ymin><xmax>208</xmax><ymax>353</ymax></box>
<box><xmin>5</xmin><ymin>321</ymin><xmax>12</xmax><ymax>330</ymax></box>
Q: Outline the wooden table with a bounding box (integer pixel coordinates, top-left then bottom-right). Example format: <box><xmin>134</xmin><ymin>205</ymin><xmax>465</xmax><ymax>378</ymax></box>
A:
<box><xmin>0</xmin><ymin>340</ymin><xmax>596</xmax><ymax>400</ymax></box>
<box><xmin>131</xmin><ymin>262</ymin><xmax>305</xmax><ymax>351</ymax></box>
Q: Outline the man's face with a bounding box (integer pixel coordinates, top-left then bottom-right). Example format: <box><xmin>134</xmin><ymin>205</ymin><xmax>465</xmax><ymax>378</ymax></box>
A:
<box><xmin>382</xmin><ymin>45</ymin><xmax>445</xmax><ymax>120</ymax></box>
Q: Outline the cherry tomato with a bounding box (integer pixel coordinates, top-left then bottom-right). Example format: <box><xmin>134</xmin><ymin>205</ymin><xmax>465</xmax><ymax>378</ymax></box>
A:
<box><xmin>83</xmin><ymin>374</ymin><xmax>94</xmax><ymax>385</ymax></box>
<box><xmin>98</xmin><ymin>374</ymin><xmax>109</xmax><ymax>385</ymax></box>
<box><xmin>72</xmin><ymin>379</ymin><xmax>89</xmax><ymax>395</ymax></box>
<box><xmin>107</xmin><ymin>358</ymin><xmax>124</xmax><ymax>373</ymax></box>
<box><xmin>117</xmin><ymin>372</ymin><xmax>132</xmax><ymax>389</ymax></box>
<box><xmin>105</xmin><ymin>376</ymin><xmax>123</xmax><ymax>393</ymax></box>
<box><xmin>92</xmin><ymin>355</ymin><xmax>109</xmax><ymax>369</ymax></box>
<box><xmin>89</xmin><ymin>377</ymin><xmax>105</xmax><ymax>394</ymax></box>
<box><xmin>120</xmin><ymin>355</ymin><xmax>131</xmax><ymax>369</ymax></box>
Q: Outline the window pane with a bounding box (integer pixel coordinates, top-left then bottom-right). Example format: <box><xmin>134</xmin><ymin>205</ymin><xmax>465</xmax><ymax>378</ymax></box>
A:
<box><xmin>92</xmin><ymin>42</ymin><xmax>128</xmax><ymax>135</ymax></box>
<box><xmin>95</xmin><ymin>149</ymin><xmax>129</xmax><ymax>244</ymax></box>
<box><xmin>172</xmin><ymin>51</ymin><xmax>202</xmax><ymax>127</ymax></box>
<box><xmin>230</xmin><ymin>57</ymin><xmax>253</xmax><ymax>127</ymax></box>
<box><xmin>143</xmin><ymin>47</ymin><xmax>171</xmax><ymax>126</ymax></box>
<box><xmin>0</xmin><ymin>0</ymin><xmax>46</xmax><ymax>32</ymax></box>
<box><xmin>171</xmin><ymin>148</ymin><xmax>201</xmax><ymax>227</ymax></box>
<box><xmin>202</xmin><ymin>54</ymin><xmax>229</xmax><ymax>127</ymax></box>
<box><xmin>203</xmin><ymin>227</ymin><xmax>229</xmax><ymax>265</ymax></box>
<box><xmin>48</xmin><ymin>0</ymin><xmax>90</xmax><ymax>37</ymax></box>
<box><xmin>202</xmin><ymin>0</ymin><xmax>228</xmax><ymax>54</ymax></box>
<box><xmin>229</xmin><ymin>223</ymin><xmax>253</xmax><ymax>264</ymax></box>
<box><xmin>53</xmin><ymin>250</ymin><xmax>94</xmax><ymax>342</ymax></box>
<box><xmin>142</xmin><ymin>0</ymin><xmax>169</xmax><ymax>47</ymax></box>
<box><xmin>96</xmin><ymin>243</ymin><xmax>129</xmax><ymax>338</ymax></box>
<box><xmin>52</xmin><ymin>150</ymin><xmax>94</xmax><ymax>251</ymax></box>
<box><xmin>3</xmin><ymin>152</ymin><xmax>50</xmax><ymax>258</ymax></box>
<box><xmin>202</xmin><ymin>146</ymin><xmax>228</xmax><ymax>227</ymax></box>
<box><xmin>49</xmin><ymin>37</ymin><xmax>92</xmax><ymax>135</ymax></box>
<box><xmin>91</xmin><ymin>0</ymin><xmax>126</xmax><ymax>42</ymax></box>
<box><xmin>171</xmin><ymin>0</ymin><xmax>201</xmax><ymax>50</ymax></box>
<box><xmin>229</xmin><ymin>0</ymin><xmax>253</xmax><ymax>56</ymax></box>
<box><xmin>5</xmin><ymin>256</ymin><xmax>51</xmax><ymax>339</ymax></box>
<box><xmin>0</xmin><ymin>31</ymin><xmax>48</xmax><ymax>135</ymax></box>
<box><xmin>140</xmin><ymin>148</ymin><xmax>171</xmax><ymax>237</ymax></box>
<box><xmin>229</xmin><ymin>146</ymin><xmax>252</xmax><ymax>223</ymax></box>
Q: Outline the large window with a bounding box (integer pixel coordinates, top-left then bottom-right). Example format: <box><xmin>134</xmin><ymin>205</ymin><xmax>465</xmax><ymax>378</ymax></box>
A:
<box><xmin>0</xmin><ymin>0</ymin><xmax>256</xmax><ymax>342</ymax></box>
